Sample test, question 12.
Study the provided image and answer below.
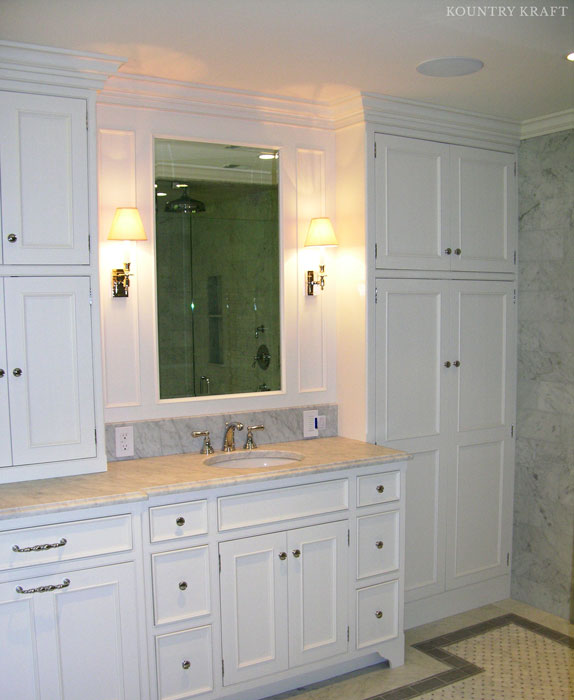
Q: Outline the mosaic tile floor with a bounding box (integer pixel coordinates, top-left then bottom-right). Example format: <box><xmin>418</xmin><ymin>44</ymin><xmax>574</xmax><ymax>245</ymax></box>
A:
<box><xmin>269</xmin><ymin>600</ymin><xmax>574</xmax><ymax>700</ymax></box>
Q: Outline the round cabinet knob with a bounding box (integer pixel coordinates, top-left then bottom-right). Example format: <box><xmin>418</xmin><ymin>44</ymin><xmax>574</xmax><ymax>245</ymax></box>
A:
<box><xmin>376</xmin><ymin>485</ymin><xmax>385</xmax><ymax>494</ymax></box>
<box><xmin>278</xmin><ymin>552</ymin><xmax>287</xmax><ymax>560</ymax></box>
<box><xmin>7</xmin><ymin>234</ymin><xmax>17</xmax><ymax>242</ymax></box>
<box><xmin>453</xmin><ymin>360</ymin><xmax>461</xmax><ymax>367</ymax></box>
<box><xmin>0</xmin><ymin>369</ymin><xmax>4</xmax><ymax>378</ymax></box>
<box><xmin>182</xmin><ymin>660</ymin><xmax>191</xmax><ymax>670</ymax></box>
<box><xmin>444</xmin><ymin>361</ymin><xmax>451</xmax><ymax>368</ymax></box>
<box><xmin>375</xmin><ymin>540</ymin><xmax>384</xmax><ymax>549</ymax></box>
<box><xmin>454</xmin><ymin>248</ymin><xmax>462</xmax><ymax>255</ymax></box>
<box><xmin>375</xmin><ymin>610</ymin><xmax>383</xmax><ymax>619</ymax></box>
<box><xmin>175</xmin><ymin>517</ymin><xmax>185</xmax><ymax>527</ymax></box>
<box><xmin>444</xmin><ymin>247</ymin><xmax>452</xmax><ymax>255</ymax></box>
<box><xmin>12</xmin><ymin>368</ymin><xmax>23</xmax><ymax>377</ymax></box>
<box><xmin>178</xmin><ymin>581</ymin><xmax>188</xmax><ymax>591</ymax></box>
<box><xmin>292</xmin><ymin>549</ymin><xmax>301</xmax><ymax>558</ymax></box>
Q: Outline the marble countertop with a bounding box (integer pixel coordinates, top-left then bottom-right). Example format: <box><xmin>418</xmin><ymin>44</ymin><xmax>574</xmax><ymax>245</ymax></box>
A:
<box><xmin>0</xmin><ymin>437</ymin><xmax>409</xmax><ymax>521</ymax></box>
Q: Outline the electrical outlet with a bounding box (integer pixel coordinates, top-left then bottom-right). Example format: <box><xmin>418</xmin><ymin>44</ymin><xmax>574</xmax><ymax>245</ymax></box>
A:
<box><xmin>115</xmin><ymin>426</ymin><xmax>134</xmax><ymax>458</ymax></box>
<box><xmin>303</xmin><ymin>410</ymin><xmax>318</xmax><ymax>438</ymax></box>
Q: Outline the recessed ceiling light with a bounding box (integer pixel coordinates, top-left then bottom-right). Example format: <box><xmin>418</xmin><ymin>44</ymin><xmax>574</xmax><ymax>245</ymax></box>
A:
<box><xmin>567</xmin><ymin>52</ymin><xmax>574</xmax><ymax>61</ymax></box>
<box><xmin>417</xmin><ymin>57</ymin><xmax>484</xmax><ymax>77</ymax></box>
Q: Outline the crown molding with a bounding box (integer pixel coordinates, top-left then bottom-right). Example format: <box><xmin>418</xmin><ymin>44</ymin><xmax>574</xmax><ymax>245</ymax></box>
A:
<box><xmin>99</xmin><ymin>73</ymin><xmax>335</xmax><ymax>129</ymax></box>
<box><xmin>0</xmin><ymin>40</ymin><xmax>125</xmax><ymax>93</ymax></box>
<box><xmin>520</xmin><ymin>109</ymin><xmax>574</xmax><ymax>140</ymax></box>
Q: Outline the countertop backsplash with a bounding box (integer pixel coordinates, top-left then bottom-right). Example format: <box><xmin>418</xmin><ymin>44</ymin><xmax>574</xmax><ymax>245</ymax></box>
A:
<box><xmin>105</xmin><ymin>404</ymin><xmax>338</xmax><ymax>461</ymax></box>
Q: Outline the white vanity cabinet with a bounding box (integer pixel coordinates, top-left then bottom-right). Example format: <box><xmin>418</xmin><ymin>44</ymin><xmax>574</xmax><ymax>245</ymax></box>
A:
<box><xmin>0</xmin><ymin>91</ymin><xmax>90</xmax><ymax>265</ymax></box>
<box><xmin>374</xmin><ymin>133</ymin><xmax>516</xmax><ymax>273</ymax></box>
<box><xmin>0</xmin><ymin>277</ymin><xmax>97</xmax><ymax>472</ymax></box>
<box><xmin>0</xmin><ymin>508</ymin><xmax>144</xmax><ymax>700</ymax></box>
<box><xmin>144</xmin><ymin>461</ymin><xmax>406</xmax><ymax>700</ymax></box>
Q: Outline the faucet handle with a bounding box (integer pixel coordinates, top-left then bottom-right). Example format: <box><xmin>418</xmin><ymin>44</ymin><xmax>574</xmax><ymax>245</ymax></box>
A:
<box><xmin>192</xmin><ymin>430</ymin><xmax>214</xmax><ymax>455</ymax></box>
<box><xmin>244</xmin><ymin>425</ymin><xmax>265</xmax><ymax>450</ymax></box>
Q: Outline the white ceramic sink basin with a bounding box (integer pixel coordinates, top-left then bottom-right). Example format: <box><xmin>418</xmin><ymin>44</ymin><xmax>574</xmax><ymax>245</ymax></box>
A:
<box><xmin>204</xmin><ymin>450</ymin><xmax>304</xmax><ymax>469</ymax></box>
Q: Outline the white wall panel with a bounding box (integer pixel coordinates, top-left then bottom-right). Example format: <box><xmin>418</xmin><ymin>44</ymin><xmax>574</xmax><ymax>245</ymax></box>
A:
<box><xmin>98</xmin><ymin>129</ymin><xmax>142</xmax><ymax>408</ymax></box>
<box><xmin>297</xmin><ymin>148</ymin><xmax>327</xmax><ymax>392</ymax></box>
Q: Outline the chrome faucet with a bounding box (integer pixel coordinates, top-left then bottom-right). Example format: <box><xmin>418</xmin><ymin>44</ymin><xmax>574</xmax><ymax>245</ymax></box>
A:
<box><xmin>223</xmin><ymin>421</ymin><xmax>244</xmax><ymax>452</ymax></box>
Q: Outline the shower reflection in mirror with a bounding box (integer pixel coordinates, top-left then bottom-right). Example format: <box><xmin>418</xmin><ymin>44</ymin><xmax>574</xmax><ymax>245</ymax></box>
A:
<box><xmin>154</xmin><ymin>139</ymin><xmax>281</xmax><ymax>399</ymax></box>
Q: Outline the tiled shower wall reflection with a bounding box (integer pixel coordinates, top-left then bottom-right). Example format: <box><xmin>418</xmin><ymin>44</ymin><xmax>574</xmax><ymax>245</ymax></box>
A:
<box><xmin>512</xmin><ymin>128</ymin><xmax>574</xmax><ymax>621</ymax></box>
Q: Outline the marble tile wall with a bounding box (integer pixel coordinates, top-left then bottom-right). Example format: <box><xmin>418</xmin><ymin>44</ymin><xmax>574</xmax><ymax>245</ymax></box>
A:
<box><xmin>105</xmin><ymin>403</ymin><xmax>338</xmax><ymax>461</ymax></box>
<box><xmin>512</xmin><ymin>128</ymin><xmax>574</xmax><ymax>622</ymax></box>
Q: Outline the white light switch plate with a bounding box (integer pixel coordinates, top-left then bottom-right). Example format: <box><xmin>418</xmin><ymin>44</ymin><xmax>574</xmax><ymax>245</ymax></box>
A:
<box><xmin>303</xmin><ymin>410</ymin><xmax>319</xmax><ymax>438</ymax></box>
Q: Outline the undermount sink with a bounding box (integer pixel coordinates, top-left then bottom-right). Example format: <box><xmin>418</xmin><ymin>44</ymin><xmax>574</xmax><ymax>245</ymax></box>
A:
<box><xmin>204</xmin><ymin>450</ymin><xmax>304</xmax><ymax>469</ymax></box>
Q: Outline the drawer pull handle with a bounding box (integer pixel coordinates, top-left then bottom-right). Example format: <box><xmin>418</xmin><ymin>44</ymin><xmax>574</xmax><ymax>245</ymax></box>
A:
<box><xmin>375</xmin><ymin>540</ymin><xmax>384</xmax><ymax>549</ymax></box>
<box><xmin>375</xmin><ymin>610</ymin><xmax>383</xmax><ymax>619</ymax></box>
<box><xmin>376</xmin><ymin>485</ymin><xmax>385</xmax><ymax>494</ymax></box>
<box><xmin>278</xmin><ymin>552</ymin><xmax>287</xmax><ymax>560</ymax></box>
<box><xmin>178</xmin><ymin>581</ymin><xmax>188</xmax><ymax>591</ymax></box>
<box><xmin>16</xmin><ymin>578</ymin><xmax>70</xmax><ymax>595</ymax></box>
<box><xmin>182</xmin><ymin>660</ymin><xmax>191</xmax><ymax>670</ymax></box>
<box><xmin>292</xmin><ymin>549</ymin><xmax>301</xmax><ymax>558</ymax></box>
<box><xmin>12</xmin><ymin>538</ymin><xmax>67</xmax><ymax>553</ymax></box>
<box><xmin>176</xmin><ymin>517</ymin><xmax>185</xmax><ymax>527</ymax></box>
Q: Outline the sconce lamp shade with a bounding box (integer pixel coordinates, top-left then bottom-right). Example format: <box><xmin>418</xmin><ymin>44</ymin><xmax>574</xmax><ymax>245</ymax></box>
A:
<box><xmin>108</xmin><ymin>207</ymin><xmax>147</xmax><ymax>241</ymax></box>
<box><xmin>304</xmin><ymin>217</ymin><xmax>338</xmax><ymax>247</ymax></box>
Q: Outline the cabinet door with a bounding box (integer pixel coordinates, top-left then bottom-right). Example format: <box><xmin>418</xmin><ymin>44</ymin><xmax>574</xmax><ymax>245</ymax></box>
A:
<box><xmin>445</xmin><ymin>281</ymin><xmax>516</xmax><ymax>589</ymax></box>
<box><xmin>219</xmin><ymin>532</ymin><xmax>288</xmax><ymax>686</ymax></box>
<box><xmin>450</xmin><ymin>146</ymin><xmax>516</xmax><ymax>273</ymax></box>
<box><xmin>0</xmin><ymin>562</ymin><xmax>141</xmax><ymax>700</ymax></box>
<box><xmin>375</xmin><ymin>279</ymin><xmax>449</xmax><ymax>602</ymax></box>
<box><xmin>375</xmin><ymin>134</ymin><xmax>450</xmax><ymax>270</ymax></box>
<box><xmin>0</xmin><ymin>92</ymin><xmax>89</xmax><ymax>265</ymax></box>
<box><xmin>0</xmin><ymin>284</ymin><xmax>11</xmax><ymax>467</ymax></box>
<box><xmin>4</xmin><ymin>277</ymin><xmax>96</xmax><ymax>466</ymax></box>
<box><xmin>288</xmin><ymin>521</ymin><xmax>348</xmax><ymax>668</ymax></box>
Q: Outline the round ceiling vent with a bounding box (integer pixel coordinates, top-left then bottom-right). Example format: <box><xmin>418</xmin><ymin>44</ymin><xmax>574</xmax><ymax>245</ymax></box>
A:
<box><xmin>416</xmin><ymin>57</ymin><xmax>484</xmax><ymax>77</ymax></box>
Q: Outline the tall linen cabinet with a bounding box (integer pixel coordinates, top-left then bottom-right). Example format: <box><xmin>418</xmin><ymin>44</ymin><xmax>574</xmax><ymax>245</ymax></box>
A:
<box><xmin>335</xmin><ymin>103</ymin><xmax>519</xmax><ymax>628</ymax></box>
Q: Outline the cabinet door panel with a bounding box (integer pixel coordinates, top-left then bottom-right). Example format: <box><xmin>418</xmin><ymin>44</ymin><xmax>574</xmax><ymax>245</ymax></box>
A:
<box><xmin>456</xmin><ymin>284</ymin><xmax>511</xmax><ymax>433</ymax></box>
<box><xmin>0</xmin><ymin>589</ymin><xmax>41</xmax><ymax>700</ymax></box>
<box><xmin>53</xmin><ymin>564</ymin><xmax>141</xmax><ymax>700</ymax></box>
<box><xmin>288</xmin><ymin>521</ymin><xmax>348</xmax><ymax>668</ymax></box>
<box><xmin>4</xmin><ymin>277</ymin><xmax>96</xmax><ymax>466</ymax></box>
<box><xmin>450</xmin><ymin>146</ymin><xmax>516</xmax><ymax>273</ymax></box>
<box><xmin>219</xmin><ymin>532</ymin><xmax>288</xmax><ymax>685</ymax></box>
<box><xmin>0</xmin><ymin>92</ymin><xmax>89</xmax><ymax>264</ymax></box>
<box><xmin>375</xmin><ymin>134</ymin><xmax>449</xmax><ymax>270</ymax></box>
<box><xmin>375</xmin><ymin>279</ymin><xmax>447</xmax><ymax>444</ymax></box>
<box><xmin>0</xmin><ymin>283</ymin><xmax>11</xmax><ymax>467</ymax></box>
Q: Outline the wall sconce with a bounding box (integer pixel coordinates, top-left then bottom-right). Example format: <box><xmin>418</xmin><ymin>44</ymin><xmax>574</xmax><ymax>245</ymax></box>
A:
<box><xmin>304</xmin><ymin>217</ymin><xmax>338</xmax><ymax>295</ymax></box>
<box><xmin>107</xmin><ymin>207</ymin><xmax>147</xmax><ymax>297</ymax></box>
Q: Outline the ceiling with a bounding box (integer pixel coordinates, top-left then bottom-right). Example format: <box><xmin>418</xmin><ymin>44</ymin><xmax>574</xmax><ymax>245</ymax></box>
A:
<box><xmin>1</xmin><ymin>0</ymin><xmax>573</xmax><ymax>122</ymax></box>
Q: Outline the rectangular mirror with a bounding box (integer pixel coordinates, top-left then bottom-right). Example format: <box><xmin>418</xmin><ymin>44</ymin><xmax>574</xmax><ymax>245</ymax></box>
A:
<box><xmin>154</xmin><ymin>139</ymin><xmax>281</xmax><ymax>399</ymax></box>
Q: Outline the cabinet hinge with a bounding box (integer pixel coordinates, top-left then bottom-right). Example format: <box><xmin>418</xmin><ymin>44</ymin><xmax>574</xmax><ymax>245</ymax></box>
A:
<box><xmin>347</xmin><ymin>626</ymin><xmax>350</xmax><ymax>642</ymax></box>
<box><xmin>513</xmin><ymin>250</ymin><xmax>517</xmax><ymax>265</ymax></box>
<box><xmin>513</xmin><ymin>161</ymin><xmax>516</xmax><ymax>176</ymax></box>
<box><xmin>218</xmin><ymin>553</ymin><xmax>221</xmax><ymax>573</ymax></box>
<box><xmin>375</xmin><ymin>243</ymin><xmax>378</xmax><ymax>259</ymax></box>
<box><xmin>374</xmin><ymin>141</ymin><xmax>377</xmax><ymax>158</ymax></box>
<box><xmin>86</xmin><ymin>112</ymin><xmax>89</xmax><ymax>130</ymax></box>
<box><xmin>513</xmin><ymin>289</ymin><xmax>516</xmax><ymax>304</ymax></box>
<box><xmin>375</xmin><ymin>287</ymin><xmax>378</xmax><ymax>304</ymax></box>
<box><xmin>347</xmin><ymin>529</ymin><xmax>350</xmax><ymax>547</ymax></box>
<box><xmin>222</xmin><ymin>659</ymin><xmax>224</xmax><ymax>678</ymax></box>
<box><xmin>88</xmin><ymin>233</ymin><xmax>91</xmax><ymax>252</ymax></box>
<box><xmin>94</xmin><ymin>428</ymin><xmax>97</xmax><ymax>444</ymax></box>
<box><xmin>511</xmin><ymin>425</ymin><xmax>514</xmax><ymax>438</ymax></box>
<box><xmin>507</xmin><ymin>552</ymin><xmax>510</xmax><ymax>567</ymax></box>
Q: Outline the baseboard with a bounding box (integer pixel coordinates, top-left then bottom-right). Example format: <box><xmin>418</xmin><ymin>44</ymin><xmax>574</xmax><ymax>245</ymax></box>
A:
<box><xmin>404</xmin><ymin>575</ymin><xmax>511</xmax><ymax>629</ymax></box>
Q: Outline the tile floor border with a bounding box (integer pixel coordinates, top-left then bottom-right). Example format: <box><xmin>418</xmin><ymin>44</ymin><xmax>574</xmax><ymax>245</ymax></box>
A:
<box><xmin>370</xmin><ymin>613</ymin><xmax>574</xmax><ymax>700</ymax></box>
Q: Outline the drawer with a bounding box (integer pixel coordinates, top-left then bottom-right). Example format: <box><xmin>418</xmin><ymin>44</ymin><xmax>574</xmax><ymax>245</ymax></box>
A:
<box><xmin>152</xmin><ymin>546</ymin><xmax>210</xmax><ymax>625</ymax></box>
<box><xmin>149</xmin><ymin>500</ymin><xmax>208</xmax><ymax>543</ymax></box>
<box><xmin>0</xmin><ymin>515</ymin><xmax>132</xmax><ymax>571</ymax></box>
<box><xmin>218</xmin><ymin>479</ymin><xmax>348</xmax><ymax>531</ymax></box>
<box><xmin>357</xmin><ymin>471</ymin><xmax>400</xmax><ymax>507</ymax></box>
<box><xmin>357</xmin><ymin>511</ymin><xmax>399</xmax><ymax>579</ymax></box>
<box><xmin>156</xmin><ymin>625</ymin><xmax>213</xmax><ymax>700</ymax></box>
<box><xmin>356</xmin><ymin>580</ymin><xmax>399</xmax><ymax>649</ymax></box>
